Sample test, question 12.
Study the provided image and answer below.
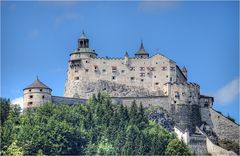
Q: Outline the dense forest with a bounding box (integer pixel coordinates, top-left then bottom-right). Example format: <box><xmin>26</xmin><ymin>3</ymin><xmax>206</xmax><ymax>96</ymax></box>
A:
<box><xmin>0</xmin><ymin>93</ymin><xmax>191</xmax><ymax>155</ymax></box>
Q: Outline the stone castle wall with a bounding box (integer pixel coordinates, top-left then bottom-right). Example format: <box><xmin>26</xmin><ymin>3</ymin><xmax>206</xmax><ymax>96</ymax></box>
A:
<box><xmin>210</xmin><ymin>108</ymin><xmax>239</xmax><ymax>143</ymax></box>
<box><xmin>64</xmin><ymin>53</ymin><xmax>187</xmax><ymax>99</ymax></box>
<box><xmin>52</xmin><ymin>96</ymin><xmax>86</xmax><ymax>105</ymax></box>
<box><xmin>111</xmin><ymin>96</ymin><xmax>170</xmax><ymax>110</ymax></box>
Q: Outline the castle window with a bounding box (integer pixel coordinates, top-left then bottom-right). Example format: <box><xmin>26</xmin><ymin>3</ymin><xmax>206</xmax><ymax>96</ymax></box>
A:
<box><xmin>74</xmin><ymin>66</ymin><xmax>78</xmax><ymax>72</ymax></box>
<box><xmin>29</xmin><ymin>89</ymin><xmax>31</xmax><ymax>92</ymax></box>
<box><xmin>112</xmin><ymin>66</ymin><xmax>117</xmax><ymax>73</ymax></box>
<box><xmin>121</xmin><ymin>70</ymin><xmax>125</xmax><ymax>73</ymax></box>
<box><xmin>94</xmin><ymin>65</ymin><xmax>98</xmax><ymax>72</ymax></box>
<box><xmin>29</xmin><ymin>95</ymin><xmax>33</xmax><ymax>99</ymax></box>
<box><xmin>174</xmin><ymin>101</ymin><xmax>176</xmax><ymax>104</ymax></box>
<box><xmin>42</xmin><ymin>95</ymin><xmax>45</xmax><ymax>99</ymax></box>
<box><xmin>28</xmin><ymin>102</ymin><xmax>33</xmax><ymax>106</ymax></box>
<box><xmin>140</xmin><ymin>73</ymin><xmax>145</xmax><ymax>77</ymax></box>
<box><xmin>204</xmin><ymin>103</ymin><xmax>209</xmax><ymax>107</ymax></box>
<box><xmin>103</xmin><ymin>62</ymin><xmax>106</xmax><ymax>64</ymax></box>
<box><xmin>161</xmin><ymin>67</ymin><xmax>167</xmax><ymax>71</ymax></box>
<box><xmin>102</xmin><ymin>69</ymin><xmax>106</xmax><ymax>73</ymax></box>
<box><xmin>156</xmin><ymin>62</ymin><xmax>158</xmax><ymax>64</ymax></box>
<box><xmin>170</xmin><ymin>77</ymin><xmax>172</xmax><ymax>82</ymax></box>
<box><xmin>155</xmin><ymin>82</ymin><xmax>159</xmax><ymax>85</ymax></box>
<box><xmin>74</xmin><ymin>77</ymin><xmax>79</xmax><ymax>80</ymax></box>
<box><xmin>151</xmin><ymin>67</ymin><xmax>155</xmax><ymax>71</ymax></box>
<box><xmin>166</xmin><ymin>75</ymin><xmax>168</xmax><ymax>78</ymax></box>
<box><xmin>141</xmin><ymin>79</ymin><xmax>144</xmax><ymax>82</ymax></box>
<box><xmin>130</xmin><ymin>77</ymin><xmax>135</xmax><ymax>80</ymax></box>
<box><xmin>140</xmin><ymin>67</ymin><xmax>145</xmax><ymax>71</ymax></box>
<box><xmin>85</xmin><ymin>69</ymin><xmax>89</xmax><ymax>72</ymax></box>
<box><xmin>170</xmin><ymin>67</ymin><xmax>175</xmax><ymax>71</ymax></box>
<box><xmin>112</xmin><ymin>76</ymin><xmax>116</xmax><ymax>80</ymax></box>
<box><xmin>40</xmin><ymin>89</ymin><xmax>42</xmax><ymax>92</ymax></box>
<box><xmin>130</xmin><ymin>67</ymin><xmax>135</xmax><ymax>71</ymax></box>
<box><xmin>154</xmin><ymin>76</ymin><xmax>157</xmax><ymax>78</ymax></box>
<box><xmin>175</xmin><ymin>92</ymin><xmax>180</xmax><ymax>98</ymax></box>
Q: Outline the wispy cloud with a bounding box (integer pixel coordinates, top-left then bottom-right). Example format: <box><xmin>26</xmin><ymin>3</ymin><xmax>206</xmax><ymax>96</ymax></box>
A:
<box><xmin>11</xmin><ymin>97</ymin><xmax>23</xmax><ymax>109</ymax></box>
<box><xmin>54</xmin><ymin>12</ymin><xmax>80</xmax><ymax>25</ymax></box>
<box><xmin>214</xmin><ymin>77</ymin><xmax>239</xmax><ymax>105</ymax></box>
<box><xmin>138</xmin><ymin>1</ymin><xmax>179</xmax><ymax>11</ymax></box>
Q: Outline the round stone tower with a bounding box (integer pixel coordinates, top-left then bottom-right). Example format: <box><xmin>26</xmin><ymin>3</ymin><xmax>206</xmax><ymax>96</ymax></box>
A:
<box><xmin>23</xmin><ymin>78</ymin><xmax>52</xmax><ymax>109</ymax></box>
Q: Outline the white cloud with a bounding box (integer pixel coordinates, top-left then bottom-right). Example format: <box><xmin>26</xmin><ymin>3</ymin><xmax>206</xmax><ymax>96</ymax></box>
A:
<box><xmin>214</xmin><ymin>78</ymin><xmax>239</xmax><ymax>105</ymax></box>
<box><xmin>54</xmin><ymin>12</ymin><xmax>80</xmax><ymax>25</ymax></box>
<box><xmin>11</xmin><ymin>97</ymin><xmax>23</xmax><ymax>109</ymax></box>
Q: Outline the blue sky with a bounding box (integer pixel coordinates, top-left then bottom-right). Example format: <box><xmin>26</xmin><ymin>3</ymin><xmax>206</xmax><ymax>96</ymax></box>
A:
<box><xmin>1</xmin><ymin>1</ymin><xmax>239</xmax><ymax>123</ymax></box>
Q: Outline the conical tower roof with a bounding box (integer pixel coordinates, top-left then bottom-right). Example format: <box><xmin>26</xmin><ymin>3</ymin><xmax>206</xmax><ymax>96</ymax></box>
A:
<box><xmin>80</xmin><ymin>31</ymin><xmax>87</xmax><ymax>39</ymax></box>
<box><xmin>135</xmin><ymin>40</ymin><xmax>149</xmax><ymax>55</ymax></box>
<box><xmin>24</xmin><ymin>78</ymin><xmax>51</xmax><ymax>91</ymax></box>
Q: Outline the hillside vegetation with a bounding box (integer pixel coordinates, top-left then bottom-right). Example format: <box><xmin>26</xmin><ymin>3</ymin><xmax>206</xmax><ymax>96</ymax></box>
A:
<box><xmin>0</xmin><ymin>94</ymin><xmax>191</xmax><ymax>155</ymax></box>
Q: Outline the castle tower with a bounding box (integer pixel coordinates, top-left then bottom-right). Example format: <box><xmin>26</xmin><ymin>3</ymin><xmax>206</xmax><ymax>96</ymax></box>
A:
<box><xmin>70</xmin><ymin>31</ymin><xmax>98</xmax><ymax>60</ymax></box>
<box><xmin>134</xmin><ymin>40</ymin><xmax>149</xmax><ymax>58</ymax></box>
<box><xmin>182</xmin><ymin>66</ymin><xmax>187</xmax><ymax>79</ymax></box>
<box><xmin>124</xmin><ymin>51</ymin><xmax>129</xmax><ymax>65</ymax></box>
<box><xmin>23</xmin><ymin>78</ymin><xmax>52</xmax><ymax>109</ymax></box>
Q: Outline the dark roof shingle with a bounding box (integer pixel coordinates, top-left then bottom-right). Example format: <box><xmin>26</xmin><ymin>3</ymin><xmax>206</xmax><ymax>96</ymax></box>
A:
<box><xmin>24</xmin><ymin>78</ymin><xmax>51</xmax><ymax>90</ymax></box>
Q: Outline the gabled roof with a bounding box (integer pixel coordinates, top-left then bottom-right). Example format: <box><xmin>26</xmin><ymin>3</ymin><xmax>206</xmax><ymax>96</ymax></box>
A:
<box><xmin>135</xmin><ymin>41</ymin><xmax>149</xmax><ymax>55</ymax></box>
<box><xmin>24</xmin><ymin>78</ymin><xmax>51</xmax><ymax>91</ymax></box>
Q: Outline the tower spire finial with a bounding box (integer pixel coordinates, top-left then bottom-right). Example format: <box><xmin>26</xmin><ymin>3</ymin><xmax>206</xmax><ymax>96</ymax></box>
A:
<box><xmin>140</xmin><ymin>40</ymin><xmax>145</xmax><ymax>51</ymax></box>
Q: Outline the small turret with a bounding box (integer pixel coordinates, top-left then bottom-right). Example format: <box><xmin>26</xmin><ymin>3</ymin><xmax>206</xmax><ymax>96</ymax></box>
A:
<box><xmin>70</xmin><ymin>31</ymin><xmax>97</xmax><ymax>60</ymax></box>
<box><xmin>134</xmin><ymin>40</ymin><xmax>149</xmax><ymax>58</ymax></box>
<box><xmin>23</xmin><ymin>77</ymin><xmax>52</xmax><ymax>109</ymax></box>
<box><xmin>78</xmin><ymin>31</ymin><xmax>89</xmax><ymax>48</ymax></box>
<box><xmin>124</xmin><ymin>51</ymin><xmax>129</xmax><ymax>65</ymax></box>
<box><xmin>182</xmin><ymin>66</ymin><xmax>187</xmax><ymax>79</ymax></box>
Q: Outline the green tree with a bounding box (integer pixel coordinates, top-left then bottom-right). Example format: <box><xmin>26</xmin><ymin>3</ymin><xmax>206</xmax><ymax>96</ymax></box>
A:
<box><xmin>96</xmin><ymin>138</ymin><xmax>116</xmax><ymax>155</ymax></box>
<box><xmin>123</xmin><ymin>125</ymin><xmax>141</xmax><ymax>155</ymax></box>
<box><xmin>0</xmin><ymin>98</ymin><xmax>11</xmax><ymax>125</ymax></box>
<box><xmin>5</xmin><ymin>141</ymin><xmax>23</xmax><ymax>156</ymax></box>
<box><xmin>165</xmin><ymin>138</ymin><xmax>191</xmax><ymax>156</ymax></box>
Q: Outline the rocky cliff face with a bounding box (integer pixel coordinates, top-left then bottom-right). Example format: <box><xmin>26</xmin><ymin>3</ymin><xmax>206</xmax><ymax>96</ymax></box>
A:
<box><xmin>148</xmin><ymin>109</ymin><xmax>174</xmax><ymax>132</ymax></box>
<box><xmin>77</xmin><ymin>80</ymin><xmax>164</xmax><ymax>98</ymax></box>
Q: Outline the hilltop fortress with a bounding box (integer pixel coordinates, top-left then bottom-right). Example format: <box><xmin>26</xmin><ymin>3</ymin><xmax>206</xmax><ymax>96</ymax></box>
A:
<box><xmin>23</xmin><ymin>32</ymin><xmax>239</xmax><ymax>155</ymax></box>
